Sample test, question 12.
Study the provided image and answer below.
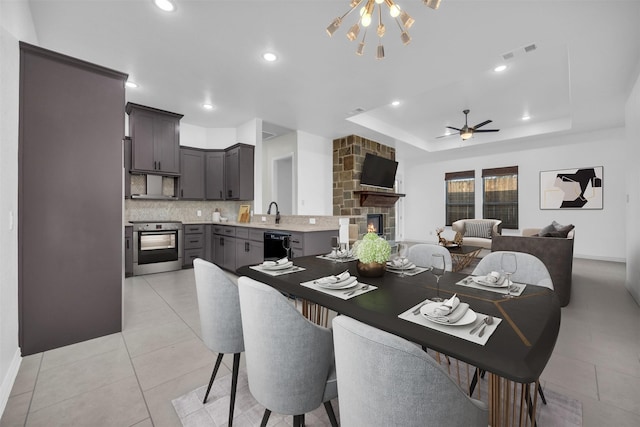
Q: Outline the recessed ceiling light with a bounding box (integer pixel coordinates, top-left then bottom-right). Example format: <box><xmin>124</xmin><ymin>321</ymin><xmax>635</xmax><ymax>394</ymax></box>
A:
<box><xmin>522</xmin><ymin>115</ymin><xmax>531</xmax><ymax>120</ymax></box>
<box><xmin>154</xmin><ymin>0</ymin><xmax>175</xmax><ymax>12</ymax></box>
<box><xmin>391</xmin><ymin>100</ymin><xmax>401</xmax><ymax>107</ymax></box>
<box><xmin>202</xmin><ymin>103</ymin><xmax>215</xmax><ymax>110</ymax></box>
<box><xmin>494</xmin><ymin>64</ymin><xmax>507</xmax><ymax>72</ymax></box>
<box><xmin>262</xmin><ymin>52</ymin><xmax>278</xmax><ymax>62</ymax></box>
<box><xmin>125</xmin><ymin>81</ymin><xmax>138</xmax><ymax>89</ymax></box>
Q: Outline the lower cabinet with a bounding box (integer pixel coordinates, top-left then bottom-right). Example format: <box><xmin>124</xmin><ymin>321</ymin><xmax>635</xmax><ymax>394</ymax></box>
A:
<box><xmin>236</xmin><ymin>228</ymin><xmax>264</xmax><ymax>268</ymax></box>
<box><xmin>212</xmin><ymin>225</ymin><xmax>237</xmax><ymax>271</ymax></box>
<box><xmin>183</xmin><ymin>224</ymin><xmax>205</xmax><ymax>267</ymax></box>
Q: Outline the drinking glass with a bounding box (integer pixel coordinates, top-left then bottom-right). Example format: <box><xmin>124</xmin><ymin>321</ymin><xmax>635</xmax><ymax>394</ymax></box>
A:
<box><xmin>501</xmin><ymin>252</ymin><xmax>517</xmax><ymax>298</ymax></box>
<box><xmin>330</xmin><ymin>236</ymin><xmax>340</xmax><ymax>262</ymax></box>
<box><xmin>282</xmin><ymin>236</ymin><xmax>291</xmax><ymax>259</ymax></box>
<box><xmin>430</xmin><ymin>253</ymin><xmax>446</xmax><ymax>302</ymax></box>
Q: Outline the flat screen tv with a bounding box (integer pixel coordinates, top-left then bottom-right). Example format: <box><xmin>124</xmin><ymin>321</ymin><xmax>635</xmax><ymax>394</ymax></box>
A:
<box><xmin>359</xmin><ymin>153</ymin><xmax>398</xmax><ymax>190</ymax></box>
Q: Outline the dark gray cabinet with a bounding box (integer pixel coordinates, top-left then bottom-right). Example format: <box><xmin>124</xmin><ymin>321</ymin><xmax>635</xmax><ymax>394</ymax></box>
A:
<box><xmin>179</xmin><ymin>148</ymin><xmax>205</xmax><ymax>199</ymax></box>
<box><xmin>124</xmin><ymin>137</ymin><xmax>132</xmax><ymax>199</ymax></box>
<box><xmin>126</xmin><ymin>103</ymin><xmax>183</xmax><ymax>176</ymax></box>
<box><xmin>212</xmin><ymin>225</ymin><xmax>237</xmax><ymax>271</ymax></box>
<box><xmin>236</xmin><ymin>228</ymin><xmax>264</xmax><ymax>268</ymax></box>
<box><xmin>225</xmin><ymin>143</ymin><xmax>254</xmax><ymax>200</ymax></box>
<box><xmin>19</xmin><ymin>43</ymin><xmax>127</xmax><ymax>355</ymax></box>
<box><xmin>125</xmin><ymin>226</ymin><xmax>133</xmax><ymax>277</ymax></box>
<box><xmin>205</xmin><ymin>150</ymin><xmax>225</xmax><ymax>200</ymax></box>
<box><xmin>290</xmin><ymin>230</ymin><xmax>336</xmax><ymax>258</ymax></box>
<box><xmin>183</xmin><ymin>224</ymin><xmax>206</xmax><ymax>267</ymax></box>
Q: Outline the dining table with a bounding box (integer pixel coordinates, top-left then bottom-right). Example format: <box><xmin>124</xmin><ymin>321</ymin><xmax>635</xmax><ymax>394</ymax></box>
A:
<box><xmin>237</xmin><ymin>255</ymin><xmax>561</xmax><ymax>426</ymax></box>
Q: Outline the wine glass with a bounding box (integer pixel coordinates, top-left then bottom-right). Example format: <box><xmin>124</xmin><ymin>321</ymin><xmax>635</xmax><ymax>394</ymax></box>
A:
<box><xmin>330</xmin><ymin>236</ymin><xmax>340</xmax><ymax>262</ymax></box>
<box><xmin>397</xmin><ymin>243</ymin><xmax>409</xmax><ymax>277</ymax></box>
<box><xmin>430</xmin><ymin>253</ymin><xmax>446</xmax><ymax>302</ymax></box>
<box><xmin>501</xmin><ymin>252</ymin><xmax>517</xmax><ymax>298</ymax></box>
<box><xmin>282</xmin><ymin>236</ymin><xmax>291</xmax><ymax>260</ymax></box>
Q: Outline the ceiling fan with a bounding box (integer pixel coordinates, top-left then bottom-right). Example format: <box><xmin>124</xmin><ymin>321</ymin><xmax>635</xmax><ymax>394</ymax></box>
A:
<box><xmin>437</xmin><ymin>109</ymin><xmax>500</xmax><ymax>140</ymax></box>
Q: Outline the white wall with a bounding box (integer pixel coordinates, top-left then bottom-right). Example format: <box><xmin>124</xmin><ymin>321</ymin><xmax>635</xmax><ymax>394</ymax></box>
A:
<box><xmin>296</xmin><ymin>131</ymin><xmax>332</xmax><ymax>215</ymax></box>
<box><xmin>401</xmin><ymin>128</ymin><xmax>627</xmax><ymax>261</ymax></box>
<box><xmin>261</xmin><ymin>132</ymin><xmax>297</xmax><ymax>214</ymax></box>
<box><xmin>0</xmin><ymin>0</ymin><xmax>38</xmax><ymax>414</ymax></box>
<box><xmin>625</xmin><ymin>71</ymin><xmax>640</xmax><ymax>304</ymax></box>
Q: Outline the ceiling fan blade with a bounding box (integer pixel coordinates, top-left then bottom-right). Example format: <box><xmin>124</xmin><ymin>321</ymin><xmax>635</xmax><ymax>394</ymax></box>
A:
<box><xmin>446</xmin><ymin>126</ymin><xmax>461</xmax><ymax>131</ymax></box>
<box><xmin>472</xmin><ymin>120</ymin><xmax>492</xmax><ymax>129</ymax></box>
<box><xmin>436</xmin><ymin>133</ymin><xmax>457</xmax><ymax>139</ymax></box>
<box><xmin>473</xmin><ymin>129</ymin><xmax>500</xmax><ymax>133</ymax></box>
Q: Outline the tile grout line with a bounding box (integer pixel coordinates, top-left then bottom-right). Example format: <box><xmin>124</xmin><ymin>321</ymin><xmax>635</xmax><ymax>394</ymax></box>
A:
<box><xmin>22</xmin><ymin>353</ymin><xmax>44</xmax><ymax>427</ymax></box>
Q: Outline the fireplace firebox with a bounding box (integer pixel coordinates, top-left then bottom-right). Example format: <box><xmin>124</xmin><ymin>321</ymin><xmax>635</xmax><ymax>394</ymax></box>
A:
<box><xmin>367</xmin><ymin>214</ymin><xmax>384</xmax><ymax>236</ymax></box>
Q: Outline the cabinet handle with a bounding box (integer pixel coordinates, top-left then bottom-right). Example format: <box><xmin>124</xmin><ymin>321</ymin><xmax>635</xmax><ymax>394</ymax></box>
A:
<box><xmin>126</xmin><ymin>240</ymin><xmax>129</xmax><ymax>249</ymax></box>
<box><xmin>181</xmin><ymin>189</ymin><xmax>183</xmax><ymax>197</ymax></box>
<box><xmin>228</xmin><ymin>190</ymin><xmax>232</xmax><ymax>198</ymax></box>
<box><xmin>154</xmin><ymin>161</ymin><xmax>157</xmax><ymax>170</ymax></box>
<box><xmin>220</xmin><ymin>190</ymin><xmax>222</xmax><ymax>199</ymax></box>
<box><xmin>245</xmin><ymin>242</ymin><xmax>249</xmax><ymax>252</ymax></box>
<box><xmin>159</xmin><ymin>161</ymin><xmax>161</xmax><ymax>170</ymax></box>
<box><xmin>220</xmin><ymin>238</ymin><xmax>224</xmax><ymax>247</ymax></box>
<box><xmin>190</xmin><ymin>240</ymin><xmax>198</xmax><ymax>243</ymax></box>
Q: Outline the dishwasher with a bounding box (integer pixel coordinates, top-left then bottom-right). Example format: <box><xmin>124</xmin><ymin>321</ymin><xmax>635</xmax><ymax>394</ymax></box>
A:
<box><xmin>263</xmin><ymin>231</ymin><xmax>292</xmax><ymax>261</ymax></box>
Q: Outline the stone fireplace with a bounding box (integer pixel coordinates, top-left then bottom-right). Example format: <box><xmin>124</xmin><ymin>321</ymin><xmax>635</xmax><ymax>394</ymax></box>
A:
<box><xmin>332</xmin><ymin>135</ymin><xmax>397</xmax><ymax>241</ymax></box>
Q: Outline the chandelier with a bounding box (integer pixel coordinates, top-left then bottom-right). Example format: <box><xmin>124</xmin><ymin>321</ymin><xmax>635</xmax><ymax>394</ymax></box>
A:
<box><xmin>326</xmin><ymin>0</ymin><xmax>442</xmax><ymax>59</ymax></box>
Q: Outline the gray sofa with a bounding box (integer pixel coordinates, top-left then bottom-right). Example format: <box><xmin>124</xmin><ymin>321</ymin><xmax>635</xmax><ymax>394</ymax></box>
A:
<box><xmin>452</xmin><ymin>219</ymin><xmax>502</xmax><ymax>249</ymax></box>
<box><xmin>491</xmin><ymin>228</ymin><xmax>575</xmax><ymax>307</ymax></box>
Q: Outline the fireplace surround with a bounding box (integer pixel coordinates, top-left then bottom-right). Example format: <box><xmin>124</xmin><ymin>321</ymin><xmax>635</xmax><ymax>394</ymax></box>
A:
<box><xmin>367</xmin><ymin>214</ymin><xmax>384</xmax><ymax>236</ymax></box>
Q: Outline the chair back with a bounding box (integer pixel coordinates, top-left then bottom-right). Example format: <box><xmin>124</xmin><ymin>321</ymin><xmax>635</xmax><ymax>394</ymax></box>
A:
<box><xmin>237</xmin><ymin>276</ymin><xmax>337</xmax><ymax>415</ymax></box>
<box><xmin>193</xmin><ymin>258</ymin><xmax>244</xmax><ymax>354</ymax></box>
<box><xmin>407</xmin><ymin>243</ymin><xmax>453</xmax><ymax>271</ymax></box>
<box><xmin>472</xmin><ymin>251</ymin><xmax>553</xmax><ymax>289</ymax></box>
<box><xmin>332</xmin><ymin>316</ymin><xmax>488</xmax><ymax>427</ymax></box>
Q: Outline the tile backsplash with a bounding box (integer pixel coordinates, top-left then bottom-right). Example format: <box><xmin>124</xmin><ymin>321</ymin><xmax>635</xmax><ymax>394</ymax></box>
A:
<box><xmin>125</xmin><ymin>200</ymin><xmax>250</xmax><ymax>223</ymax></box>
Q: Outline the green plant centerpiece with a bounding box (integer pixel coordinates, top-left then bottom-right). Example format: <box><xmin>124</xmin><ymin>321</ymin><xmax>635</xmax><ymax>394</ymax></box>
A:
<box><xmin>353</xmin><ymin>232</ymin><xmax>391</xmax><ymax>277</ymax></box>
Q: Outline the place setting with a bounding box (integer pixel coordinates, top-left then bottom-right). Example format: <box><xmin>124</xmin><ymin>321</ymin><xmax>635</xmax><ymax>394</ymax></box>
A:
<box><xmin>300</xmin><ymin>270</ymin><xmax>376</xmax><ymax>300</ymax></box>
<box><xmin>316</xmin><ymin>236</ymin><xmax>358</xmax><ymax>263</ymax></box>
<box><xmin>385</xmin><ymin>243</ymin><xmax>429</xmax><ymax>277</ymax></box>
<box><xmin>455</xmin><ymin>253</ymin><xmax>526</xmax><ymax>297</ymax></box>
<box><xmin>249</xmin><ymin>257</ymin><xmax>305</xmax><ymax>276</ymax></box>
<box><xmin>398</xmin><ymin>293</ymin><xmax>502</xmax><ymax>345</ymax></box>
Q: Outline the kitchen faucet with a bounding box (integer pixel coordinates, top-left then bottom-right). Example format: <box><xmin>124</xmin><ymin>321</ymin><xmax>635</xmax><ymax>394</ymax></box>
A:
<box><xmin>267</xmin><ymin>201</ymin><xmax>280</xmax><ymax>224</ymax></box>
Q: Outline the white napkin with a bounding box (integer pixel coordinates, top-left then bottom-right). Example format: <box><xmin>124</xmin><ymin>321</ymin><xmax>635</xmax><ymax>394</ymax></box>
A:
<box><xmin>425</xmin><ymin>302</ymin><xmax>470</xmax><ymax>323</ymax></box>
<box><xmin>434</xmin><ymin>294</ymin><xmax>460</xmax><ymax>316</ymax></box>
<box><xmin>315</xmin><ymin>271</ymin><xmax>351</xmax><ymax>285</ymax></box>
<box><xmin>389</xmin><ymin>258</ymin><xmax>411</xmax><ymax>268</ymax></box>
<box><xmin>485</xmin><ymin>271</ymin><xmax>502</xmax><ymax>284</ymax></box>
<box><xmin>262</xmin><ymin>257</ymin><xmax>289</xmax><ymax>267</ymax></box>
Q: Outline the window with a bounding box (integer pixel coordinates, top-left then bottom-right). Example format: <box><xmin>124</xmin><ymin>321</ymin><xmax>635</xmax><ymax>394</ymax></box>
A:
<box><xmin>482</xmin><ymin>166</ymin><xmax>518</xmax><ymax>229</ymax></box>
<box><xmin>445</xmin><ymin>170</ymin><xmax>475</xmax><ymax>225</ymax></box>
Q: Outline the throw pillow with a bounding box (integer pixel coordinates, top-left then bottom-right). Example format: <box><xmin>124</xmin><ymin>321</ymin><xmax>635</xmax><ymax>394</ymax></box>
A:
<box><xmin>537</xmin><ymin>223</ymin><xmax>557</xmax><ymax>236</ymax></box>
<box><xmin>465</xmin><ymin>221</ymin><xmax>492</xmax><ymax>239</ymax></box>
<box><xmin>555</xmin><ymin>224</ymin><xmax>575</xmax><ymax>238</ymax></box>
<box><xmin>540</xmin><ymin>231</ymin><xmax>562</xmax><ymax>238</ymax></box>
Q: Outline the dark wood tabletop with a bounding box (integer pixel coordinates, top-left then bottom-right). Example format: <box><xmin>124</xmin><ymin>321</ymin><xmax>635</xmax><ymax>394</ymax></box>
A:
<box><xmin>237</xmin><ymin>255</ymin><xmax>561</xmax><ymax>384</ymax></box>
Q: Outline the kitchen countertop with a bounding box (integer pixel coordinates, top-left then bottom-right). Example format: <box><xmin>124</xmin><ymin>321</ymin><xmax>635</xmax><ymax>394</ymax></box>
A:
<box><xmin>182</xmin><ymin>221</ymin><xmax>339</xmax><ymax>233</ymax></box>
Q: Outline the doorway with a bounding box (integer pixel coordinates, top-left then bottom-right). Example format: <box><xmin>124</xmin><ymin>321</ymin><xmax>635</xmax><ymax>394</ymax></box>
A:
<box><xmin>272</xmin><ymin>154</ymin><xmax>294</xmax><ymax>215</ymax></box>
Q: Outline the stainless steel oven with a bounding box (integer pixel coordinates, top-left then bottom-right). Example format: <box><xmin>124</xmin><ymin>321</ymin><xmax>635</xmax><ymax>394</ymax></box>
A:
<box><xmin>132</xmin><ymin>221</ymin><xmax>183</xmax><ymax>275</ymax></box>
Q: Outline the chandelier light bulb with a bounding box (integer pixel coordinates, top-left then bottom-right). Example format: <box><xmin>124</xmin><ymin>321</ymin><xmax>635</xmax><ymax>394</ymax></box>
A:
<box><xmin>375</xmin><ymin>0</ymin><xmax>385</xmax><ymax>3</ymax></box>
<box><xmin>361</xmin><ymin>13</ymin><xmax>372</xmax><ymax>27</ymax></box>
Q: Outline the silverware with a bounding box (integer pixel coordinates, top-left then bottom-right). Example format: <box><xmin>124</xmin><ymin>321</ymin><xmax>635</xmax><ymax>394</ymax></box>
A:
<box><xmin>474</xmin><ymin>316</ymin><xmax>494</xmax><ymax>337</ymax></box>
<box><xmin>412</xmin><ymin>301</ymin><xmax>430</xmax><ymax>315</ymax></box>
<box><xmin>346</xmin><ymin>284</ymin><xmax>368</xmax><ymax>296</ymax></box>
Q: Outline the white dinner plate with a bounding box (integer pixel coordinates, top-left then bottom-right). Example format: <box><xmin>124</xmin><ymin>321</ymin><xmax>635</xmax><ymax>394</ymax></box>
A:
<box><xmin>472</xmin><ymin>276</ymin><xmax>509</xmax><ymax>288</ymax></box>
<box><xmin>261</xmin><ymin>261</ymin><xmax>294</xmax><ymax>271</ymax></box>
<box><xmin>420</xmin><ymin>302</ymin><xmax>477</xmax><ymax>326</ymax></box>
<box><xmin>386</xmin><ymin>262</ymin><xmax>416</xmax><ymax>271</ymax></box>
<box><xmin>315</xmin><ymin>277</ymin><xmax>358</xmax><ymax>290</ymax></box>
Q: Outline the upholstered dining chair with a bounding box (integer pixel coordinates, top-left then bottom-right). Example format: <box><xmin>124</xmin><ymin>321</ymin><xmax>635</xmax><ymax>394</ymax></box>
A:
<box><xmin>472</xmin><ymin>251</ymin><xmax>553</xmax><ymax>289</ymax></box>
<box><xmin>472</xmin><ymin>250</ymin><xmax>552</xmax><ymax>404</ymax></box>
<box><xmin>408</xmin><ymin>243</ymin><xmax>453</xmax><ymax>271</ymax></box>
<box><xmin>237</xmin><ymin>276</ymin><xmax>338</xmax><ymax>427</ymax></box>
<box><xmin>332</xmin><ymin>315</ymin><xmax>488</xmax><ymax>427</ymax></box>
<box><xmin>193</xmin><ymin>258</ymin><xmax>244</xmax><ymax>426</ymax></box>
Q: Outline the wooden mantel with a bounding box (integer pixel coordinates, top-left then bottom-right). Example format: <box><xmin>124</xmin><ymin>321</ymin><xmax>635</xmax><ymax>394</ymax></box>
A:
<box><xmin>354</xmin><ymin>191</ymin><xmax>406</xmax><ymax>207</ymax></box>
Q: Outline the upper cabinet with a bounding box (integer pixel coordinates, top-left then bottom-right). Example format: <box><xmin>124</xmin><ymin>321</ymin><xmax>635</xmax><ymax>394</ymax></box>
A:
<box><xmin>179</xmin><ymin>147</ymin><xmax>205</xmax><ymax>199</ymax></box>
<box><xmin>225</xmin><ymin>143</ymin><xmax>254</xmax><ymax>200</ymax></box>
<box><xmin>205</xmin><ymin>150</ymin><xmax>225</xmax><ymax>200</ymax></box>
<box><xmin>126</xmin><ymin>102</ymin><xmax>183</xmax><ymax>176</ymax></box>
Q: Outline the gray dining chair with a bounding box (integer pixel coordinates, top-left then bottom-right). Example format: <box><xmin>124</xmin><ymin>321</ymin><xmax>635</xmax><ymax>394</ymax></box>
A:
<box><xmin>472</xmin><ymin>250</ymin><xmax>553</xmax><ymax>289</ymax></box>
<box><xmin>237</xmin><ymin>276</ymin><xmax>338</xmax><ymax>427</ymax></box>
<box><xmin>408</xmin><ymin>243</ymin><xmax>453</xmax><ymax>271</ymax></box>
<box><xmin>193</xmin><ymin>258</ymin><xmax>244</xmax><ymax>426</ymax></box>
<box><xmin>332</xmin><ymin>315</ymin><xmax>488</xmax><ymax>427</ymax></box>
<box><xmin>472</xmin><ymin>250</ymin><xmax>552</xmax><ymax>404</ymax></box>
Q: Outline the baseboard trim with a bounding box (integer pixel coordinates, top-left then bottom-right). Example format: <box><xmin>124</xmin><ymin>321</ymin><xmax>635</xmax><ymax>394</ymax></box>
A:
<box><xmin>0</xmin><ymin>348</ymin><xmax>21</xmax><ymax>417</ymax></box>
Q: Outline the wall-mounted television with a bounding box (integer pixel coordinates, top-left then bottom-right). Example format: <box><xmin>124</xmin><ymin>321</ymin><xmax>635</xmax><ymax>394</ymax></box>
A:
<box><xmin>359</xmin><ymin>153</ymin><xmax>398</xmax><ymax>190</ymax></box>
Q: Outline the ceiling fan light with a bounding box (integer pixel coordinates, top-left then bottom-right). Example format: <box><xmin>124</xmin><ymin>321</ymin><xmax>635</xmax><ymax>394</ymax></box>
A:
<box><xmin>376</xmin><ymin>43</ymin><xmax>385</xmax><ymax>60</ymax></box>
<box><xmin>461</xmin><ymin>131</ymin><xmax>473</xmax><ymax>140</ymax></box>
<box><xmin>346</xmin><ymin>23</ymin><xmax>361</xmax><ymax>41</ymax></box>
<box><xmin>326</xmin><ymin>17</ymin><xmax>342</xmax><ymax>36</ymax></box>
<box><xmin>400</xmin><ymin>10</ymin><xmax>415</xmax><ymax>28</ymax></box>
<box><xmin>400</xmin><ymin>30</ymin><xmax>411</xmax><ymax>45</ymax></box>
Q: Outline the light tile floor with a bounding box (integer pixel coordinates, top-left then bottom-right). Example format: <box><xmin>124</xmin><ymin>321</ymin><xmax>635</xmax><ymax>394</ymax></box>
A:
<box><xmin>2</xmin><ymin>259</ymin><xmax>639</xmax><ymax>426</ymax></box>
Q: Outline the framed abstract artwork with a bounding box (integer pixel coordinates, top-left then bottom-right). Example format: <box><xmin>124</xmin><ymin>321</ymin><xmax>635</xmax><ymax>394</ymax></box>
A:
<box><xmin>540</xmin><ymin>166</ymin><xmax>603</xmax><ymax>209</ymax></box>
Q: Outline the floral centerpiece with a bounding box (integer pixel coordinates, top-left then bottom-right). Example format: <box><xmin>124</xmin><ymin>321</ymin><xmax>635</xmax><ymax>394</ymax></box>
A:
<box><xmin>353</xmin><ymin>232</ymin><xmax>391</xmax><ymax>277</ymax></box>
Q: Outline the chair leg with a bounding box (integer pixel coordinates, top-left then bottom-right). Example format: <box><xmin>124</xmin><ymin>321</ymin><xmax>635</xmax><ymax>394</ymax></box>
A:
<box><xmin>469</xmin><ymin>368</ymin><xmax>480</xmax><ymax>396</ymax></box>
<box><xmin>324</xmin><ymin>401</ymin><xmax>338</xmax><ymax>427</ymax></box>
<box><xmin>228</xmin><ymin>353</ymin><xmax>241</xmax><ymax>426</ymax></box>
<box><xmin>293</xmin><ymin>414</ymin><xmax>304</xmax><ymax>426</ymax></box>
<box><xmin>538</xmin><ymin>382</ymin><xmax>547</xmax><ymax>405</ymax></box>
<box><xmin>260</xmin><ymin>409</ymin><xmax>271</xmax><ymax>427</ymax></box>
<box><xmin>203</xmin><ymin>353</ymin><xmax>224</xmax><ymax>404</ymax></box>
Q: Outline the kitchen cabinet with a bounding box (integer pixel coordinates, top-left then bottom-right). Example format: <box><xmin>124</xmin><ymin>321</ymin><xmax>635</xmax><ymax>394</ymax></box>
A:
<box><xmin>124</xmin><ymin>137</ymin><xmax>132</xmax><ymax>199</ymax></box>
<box><xmin>205</xmin><ymin>150</ymin><xmax>225</xmax><ymax>200</ymax></box>
<box><xmin>290</xmin><ymin>230</ymin><xmax>336</xmax><ymax>258</ymax></box>
<box><xmin>125</xmin><ymin>226</ymin><xmax>133</xmax><ymax>277</ymax></box>
<box><xmin>183</xmin><ymin>224</ymin><xmax>206</xmax><ymax>267</ymax></box>
<box><xmin>224</xmin><ymin>143</ymin><xmax>254</xmax><ymax>200</ymax></box>
<box><xmin>126</xmin><ymin>102</ymin><xmax>183</xmax><ymax>176</ymax></box>
<box><xmin>212</xmin><ymin>225</ymin><xmax>237</xmax><ymax>271</ymax></box>
<box><xmin>236</xmin><ymin>228</ymin><xmax>264</xmax><ymax>268</ymax></box>
<box><xmin>179</xmin><ymin>148</ymin><xmax>205</xmax><ymax>200</ymax></box>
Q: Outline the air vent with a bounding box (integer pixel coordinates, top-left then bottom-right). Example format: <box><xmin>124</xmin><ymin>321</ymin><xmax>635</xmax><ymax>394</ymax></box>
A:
<box><xmin>502</xmin><ymin>52</ymin><xmax>514</xmax><ymax>61</ymax></box>
<box><xmin>262</xmin><ymin>131</ymin><xmax>276</xmax><ymax>141</ymax></box>
<box><xmin>500</xmin><ymin>42</ymin><xmax>538</xmax><ymax>61</ymax></box>
<box><xmin>524</xmin><ymin>43</ymin><xmax>537</xmax><ymax>53</ymax></box>
<box><xmin>348</xmin><ymin>107</ymin><xmax>367</xmax><ymax>116</ymax></box>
